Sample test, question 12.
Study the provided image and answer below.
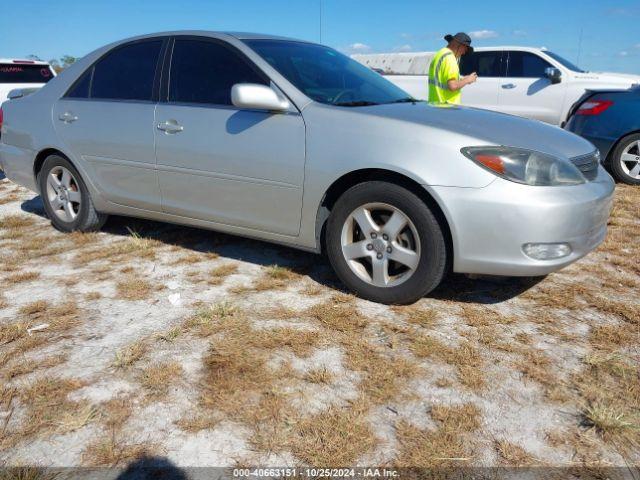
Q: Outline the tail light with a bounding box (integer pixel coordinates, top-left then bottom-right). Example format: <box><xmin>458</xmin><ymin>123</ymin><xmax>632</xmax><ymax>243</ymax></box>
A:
<box><xmin>576</xmin><ymin>99</ymin><xmax>613</xmax><ymax>116</ymax></box>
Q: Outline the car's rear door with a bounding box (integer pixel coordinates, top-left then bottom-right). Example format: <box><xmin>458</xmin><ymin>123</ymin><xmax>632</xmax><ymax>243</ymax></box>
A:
<box><xmin>53</xmin><ymin>38</ymin><xmax>166</xmax><ymax>210</ymax></box>
<box><xmin>459</xmin><ymin>50</ymin><xmax>504</xmax><ymax>110</ymax></box>
<box><xmin>154</xmin><ymin>36</ymin><xmax>305</xmax><ymax>236</ymax></box>
<box><xmin>497</xmin><ymin>50</ymin><xmax>567</xmax><ymax>124</ymax></box>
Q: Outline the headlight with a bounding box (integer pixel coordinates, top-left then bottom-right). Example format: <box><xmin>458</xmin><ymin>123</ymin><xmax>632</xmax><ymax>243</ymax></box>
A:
<box><xmin>461</xmin><ymin>146</ymin><xmax>586</xmax><ymax>186</ymax></box>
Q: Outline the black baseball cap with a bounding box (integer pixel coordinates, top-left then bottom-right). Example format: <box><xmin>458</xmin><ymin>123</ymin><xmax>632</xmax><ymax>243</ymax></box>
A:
<box><xmin>444</xmin><ymin>32</ymin><xmax>473</xmax><ymax>52</ymax></box>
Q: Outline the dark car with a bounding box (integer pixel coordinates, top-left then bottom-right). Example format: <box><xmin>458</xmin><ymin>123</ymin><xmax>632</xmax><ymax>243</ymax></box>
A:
<box><xmin>565</xmin><ymin>86</ymin><xmax>640</xmax><ymax>185</ymax></box>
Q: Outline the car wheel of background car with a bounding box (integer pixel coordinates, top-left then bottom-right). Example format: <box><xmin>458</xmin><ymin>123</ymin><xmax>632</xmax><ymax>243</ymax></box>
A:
<box><xmin>610</xmin><ymin>133</ymin><xmax>640</xmax><ymax>185</ymax></box>
<box><xmin>38</xmin><ymin>155</ymin><xmax>108</xmax><ymax>232</ymax></box>
<box><xmin>326</xmin><ymin>181</ymin><xmax>447</xmax><ymax>304</ymax></box>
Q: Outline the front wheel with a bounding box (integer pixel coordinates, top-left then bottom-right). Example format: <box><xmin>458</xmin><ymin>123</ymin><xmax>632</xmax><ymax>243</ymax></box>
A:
<box><xmin>39</xmin><ymin>155</ymin><xmax>108</xmax><ymax>232</ymax></box>
<box><xmin>610</xmin><ymin>133</ymin><xmax>640</xmax><ymax>185</ymax></box>
<box><xmin>326</xmin><ymin>181</ymin><xmax>447</xmax><ymax>304</ymax></box>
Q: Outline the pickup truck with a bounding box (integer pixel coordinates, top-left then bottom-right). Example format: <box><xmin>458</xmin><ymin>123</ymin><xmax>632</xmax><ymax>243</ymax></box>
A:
<box><xmin>353</xmin><ymin>47</ymin><xmax>640</xmax><ymax>126</ymax></box>
<box><xmin>0</xmin><ymin>58</ymin><xmax>56</xmax><ymax>102</ymax></box>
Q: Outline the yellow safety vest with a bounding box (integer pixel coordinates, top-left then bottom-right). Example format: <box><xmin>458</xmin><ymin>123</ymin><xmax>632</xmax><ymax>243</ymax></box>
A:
<box><xmin>428</xmin><ymin>47</ymin><xmax>461</xmax><ymax>104</ymax></box>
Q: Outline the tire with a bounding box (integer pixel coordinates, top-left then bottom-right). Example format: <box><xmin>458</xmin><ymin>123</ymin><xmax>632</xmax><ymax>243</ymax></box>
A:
<box><xmin>326</xmin><ymin>181</ymin><xmax>447</xmax><ymax>304</ymax></box>
<box><xmin>38</xmin><ymin>155</ymin><xmax>108</xmax><ymax>232</ymax></box>
<box><xmin>609</xmin><ymin>133</ymin><xmax>640</xmax><ymax>185</ymax></box>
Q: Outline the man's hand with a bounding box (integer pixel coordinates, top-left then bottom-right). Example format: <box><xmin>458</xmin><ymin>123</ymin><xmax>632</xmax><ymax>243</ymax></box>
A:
<box><xmin>447</xmin><ymin>72</ymin><xmax>478</xmax><ymax>91</ymax></box>
<box><xmin>465</xmin><ymin>72</ymin><xmax>478</xmax><ymax>85</ymax></box>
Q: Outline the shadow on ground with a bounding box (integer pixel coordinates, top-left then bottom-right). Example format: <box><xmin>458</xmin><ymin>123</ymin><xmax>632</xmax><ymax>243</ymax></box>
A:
<box><xmin>116</xmin><ymin>456</ymin><xmax>188</xmax><ymax>480</ymax></box>
<box><xmin>21</xmin><ymin>194</ymin><xmax>542</xmax><ymax>304</ymax></box>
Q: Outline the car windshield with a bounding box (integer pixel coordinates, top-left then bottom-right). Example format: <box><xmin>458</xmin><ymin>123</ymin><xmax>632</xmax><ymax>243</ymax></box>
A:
<box><xmin>245</xmin><ymin>39</ymin><xmax>412</xmax><ymax>106</ymax></box>
<box><xmin>543</xmin><ymin>51</ymin><xmax>585</xmax><ymax>73</ymax></box>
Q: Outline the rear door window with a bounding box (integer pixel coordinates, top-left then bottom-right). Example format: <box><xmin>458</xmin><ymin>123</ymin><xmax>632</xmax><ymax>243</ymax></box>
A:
<box><xmin>506</xmin><ymin>51</ymin><xmax>552</xmax><ymax>78</ymax></box>
<box><xmin>0</xmin><ymin>64</ymin><xmax>54</xmax><ymax>83</ymax></box>
<box><xmin>168</xmin><ymin>38</ymin><xmax>267</xmax><ymax>106</ymax></box>
<box><xmin>90</xmin><ymin>40</ymin><xmax>163</xmax><ymax>101</ymax></box>
<box><xmin>459</xmin><ymin>51</ymin><xmax>504</xmax><ymax>77</ymax></box>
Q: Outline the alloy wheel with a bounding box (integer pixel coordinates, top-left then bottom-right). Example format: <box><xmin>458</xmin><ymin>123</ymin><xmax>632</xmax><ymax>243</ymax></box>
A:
<box><xmin>45</xmin><ymin>166</ymin><xmax>82</xmax><ymax>222</ymax></box>
<box><xmin>340</xmin><ymin>202</ymin><xmax>421</xmax><ymax>288</ymax></box>
<box><xmin>620</xmin><ymin>140</ymin><xmax>640</xmax><ymax>179</ymax></box>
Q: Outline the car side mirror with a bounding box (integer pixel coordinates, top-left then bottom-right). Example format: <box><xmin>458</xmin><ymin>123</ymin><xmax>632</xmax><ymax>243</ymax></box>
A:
<box><xmin>544</xmin><ymin>67</ymin><xmax>562</xmax><ymax>84</ymax></box>
<box><xmin>231</xmin><ymin>84</ymin><xmax>290</xmax><ymax>112</ymax></box>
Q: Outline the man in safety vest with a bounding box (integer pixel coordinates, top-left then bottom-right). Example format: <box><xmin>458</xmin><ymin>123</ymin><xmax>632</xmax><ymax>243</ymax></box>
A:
<box><xmin>428</xmin><ymin>32</ymin><xmax>477</xmax><ymax>104</ymax></box>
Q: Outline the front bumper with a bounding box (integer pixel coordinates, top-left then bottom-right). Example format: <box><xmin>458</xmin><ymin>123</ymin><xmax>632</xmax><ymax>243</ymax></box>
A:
<box><xmin>430</xmin><ymin>167</ymin><xmax>615</xmax><ymax>276</ymax></box>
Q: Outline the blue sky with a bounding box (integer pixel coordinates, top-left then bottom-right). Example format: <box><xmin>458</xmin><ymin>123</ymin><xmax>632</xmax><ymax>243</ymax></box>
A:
<box><xmin>2</xmin><ymin>0</ymin><xmax>639</xmax><ymax>73</ymax></box>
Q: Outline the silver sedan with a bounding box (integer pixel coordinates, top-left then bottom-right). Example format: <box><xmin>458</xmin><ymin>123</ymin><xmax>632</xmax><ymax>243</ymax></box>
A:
<box><xmin>0</xmin><ymin>31</ymin><xmax>614</xmax><ymax>304</ymax></box>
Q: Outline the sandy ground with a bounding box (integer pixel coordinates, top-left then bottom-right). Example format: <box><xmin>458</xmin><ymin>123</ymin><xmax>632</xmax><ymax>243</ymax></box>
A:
<box><xmin>0</xmin><ymin>171</ymin><xmax>638</xmax><ymax>475</ymax></box>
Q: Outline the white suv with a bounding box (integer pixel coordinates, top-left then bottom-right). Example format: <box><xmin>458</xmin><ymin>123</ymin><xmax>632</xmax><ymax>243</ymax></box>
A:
<box><xmin>0</xmin><ymin>58</ymin><xmax>56</xmax><ymax>102</ymax></box>
<box><xmin>354</xmin><ymin>47</ymin><xmax>640</xmax><ymax>125</ymax></box>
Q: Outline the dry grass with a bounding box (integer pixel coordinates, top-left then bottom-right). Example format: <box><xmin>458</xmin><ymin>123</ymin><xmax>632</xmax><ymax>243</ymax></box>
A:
<box><xmin>409</xmin><ymin>335</ymin><xmax>485</xmax><ymax>390</ymax></box>
<box><xmin>495</xmin><ymin>440</ymin><xmax>536</xmax><ymax>466</ymax></box>
<box><xmin>252</xmin><ymin>265</ymin><xmax>300</xmax><ymax>291</ymax></box>
<box><xmin>138</xmin><ymin>361</ymin><xmax>183</xmax><ymax>399</ymax></box>
<box><xmin>115</xmin><ymin>277</ymin><xmax>153</xmax><ymax>300</ymax></box>
<box><xmin>395</xmin><ymin>403</ymin><xmax>481</xmax><ymax>467</ymax></box>
<box><xmin>73</xmin><ymin>234</ymin><xmax>160</xmax><ymax>266</ymax></box>
<box><xmin>113</xmin><ymin>340</ymin><xmax>147</xmax><ymax>369</ymax></box>
<box><xmin>175</xmin><ymin>413</ymin><xmax>221</xmax><ymax>433</ymax></box>
<box><xmin>1</xmin><ymin>376</ymin><xmax>90</xmax><ymax>448</ymax></box>
<box><xmin>5</xmin><ymin>271</ymin><xmax>40</xmax><ymax>284</ymax></box>
<box><xmin>2</xmin><ymin>354</ymin><xmax>67</xmax><ymax>381</ymax></box>
<box><xmin>304</xmin><ymin>367</ymin><xmax>334</xmax><ymax>384</ymax></box>
<box><xmin>291</xmin><ymin>401</ymin><xmax>377</xmax><ymax>466</ymax></box>
<box><xmin>18</xmin><ymin>300</ymin><xmax>49</xmax><ymax>316</ymax></box>
<box><xmin>0</xmin><ymin>214</ymin><xmax>36</xmax><ymax>230</ymax></box>
<box><xmin>169</xmin><ymin>252</ymin><xmax>203</xmax><ymax>265</ymax></box>
<box><xmin>82</xmin><ymin>437</ymin><xmax>157</xmax><ymax>467</ymax></box>
<box><xmin>206</xmin><ymin>263</ymin><xmax>238</xmax><ymax>285</ymax></box>
<box><xmin>85</xmin><ymin>291</ymin><xmax>102</xmax><ymax>301</ymax></box>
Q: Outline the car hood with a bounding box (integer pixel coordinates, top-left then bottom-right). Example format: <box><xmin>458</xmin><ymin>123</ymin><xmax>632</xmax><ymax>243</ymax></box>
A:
<box><xmin>574</xmin><ymin>71</ymin><xmax>640</xmax><ymax>86</ymax></box>
<box><xmin>357</xmin><ymin>102</ymin><xmax>595</xmax><ymax>159</ymax></box>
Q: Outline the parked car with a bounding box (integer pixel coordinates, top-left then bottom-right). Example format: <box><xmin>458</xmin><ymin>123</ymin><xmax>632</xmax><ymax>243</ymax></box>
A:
<box><xmin>565</xmin><ymin>86</ymin><xmax>640</xmax><ymax>185</ymax></box>
<box><xmin>0</xmin><ymin>32</ymin><xmax>614</xmax><ymax>304</ymax></box>
<box><xmin>0</xmin><ymin>58</ymin><xmax>56</xmax><ymax>102</ymax></box>
<box><xmin>354</xmin><ymin>47</ymin><xmax>640</xmax><ymax>125</ymax></box>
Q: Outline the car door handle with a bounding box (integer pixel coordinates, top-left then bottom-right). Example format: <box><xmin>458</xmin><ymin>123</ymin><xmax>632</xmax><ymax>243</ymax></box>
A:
<box><xmin>58</xmin><ymin>112</ymin><xmax>78</xmax><ymax>123</ymax></box>
<box><xmin>157</xmin><ymin>121</ymin><xmax>184</xmax><ymax>134</ymax></box>
<box><xmin>501</xmin><ymin>83</ymin><xmax>516</xmax><ymax>89</ymax></box>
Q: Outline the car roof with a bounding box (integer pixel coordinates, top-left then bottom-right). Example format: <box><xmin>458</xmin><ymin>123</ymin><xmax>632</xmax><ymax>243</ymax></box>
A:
<box><xmin>110</xmin><ymin>30</ymin><xmax>314</xmax><ymax>44</ymax></box>
<box><xmin>471</xmin><ymin>46</ymin><xmax>549</xmax><ymax>52</ymax></box>
<box><xmin>0</xmin><ymin>58</ymin><xmax>52</xmax><ymax>65</ymax></box>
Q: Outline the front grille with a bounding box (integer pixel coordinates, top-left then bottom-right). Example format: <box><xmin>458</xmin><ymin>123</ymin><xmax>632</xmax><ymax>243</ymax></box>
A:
<box><xmin>571</xmin><ymin>151</ymin><xmax>600</xmax><ymax>181</ymax></box>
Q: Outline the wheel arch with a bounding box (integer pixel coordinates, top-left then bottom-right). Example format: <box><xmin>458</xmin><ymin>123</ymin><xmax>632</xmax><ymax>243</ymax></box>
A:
<box><xmin>33</xmin><ymin>147</ymin><xmax>71</xmax><ymax>186</ymax></box>
<box><xmin>605</xmin><ymin>129</ymin><xmax>640</xmax><ymax>165</ymax></box>
<box><xmin>315</xmin><ymin>168</ymin><xmax>454</xmax><ymax>269</ymax></box>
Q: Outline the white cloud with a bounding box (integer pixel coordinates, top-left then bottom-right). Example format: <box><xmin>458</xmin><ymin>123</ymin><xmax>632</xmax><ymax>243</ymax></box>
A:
<box><xmin>512</xmin><ymin>29</ymin><xmax>527</xmax><ymax>37</ymax></box>
<box><xmin>340</xmin><ymin>43</ymin><xmax>373</xmax><ymax>55</ymax></box>
<box><xmin>348</xmin><ymin>43</ymin><xmax>371</xmax><ymax>52</ymax></box>
<box><xmin>635</xmin><ymin>43</ymin><xmax>640</xmax><ymax>49</ymax></box>
<box><xmin>394</xmin><ymin>44</ymin><xmax>413</xmax><ymax>52</ymax></box>
<box><xmin>469</xmin><ymin>30</ymin><xmax>499</xmax><ymax>40</ymax></box>
<box><xmin>618</xmin><ymin>51</ymin><xmax>629</xmax><ymax>57</ymax></box>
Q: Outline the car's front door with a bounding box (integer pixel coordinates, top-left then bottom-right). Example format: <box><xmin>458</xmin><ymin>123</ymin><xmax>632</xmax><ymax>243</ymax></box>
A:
<box><xmin>154</xmin><ymin>37</ymin><xmax>305</xmax><ymax>236</ymax></box>
<box><xmin>498</xmin><ymin>51</ymin><xmax>567</xmax><ymax>124</ymax></box>
<box><xmin>53</xmin><ymin>38</ymin><xmax>165</xmax><ymax>211</ymax></box>
<box><xmin>459</xmin><ymin>50</ymin><xmax>504</xmax><ymax>110</ymax></box>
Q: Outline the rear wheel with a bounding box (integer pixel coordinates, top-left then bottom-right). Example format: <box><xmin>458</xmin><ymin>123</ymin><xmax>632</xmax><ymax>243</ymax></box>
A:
<box><xmin>38</xmin><ymin>155</ymin><xmax>107</xmax><ymax>232</ymax></box>
<box><xmin>326</xmin><ymin>181</ymin><xmax>447</xmax><ymax>304</ymax></box>
<box><xmin>610</xmin><ymin>133</ymin><xmax>640</xmax><ymax>185</ymax></box>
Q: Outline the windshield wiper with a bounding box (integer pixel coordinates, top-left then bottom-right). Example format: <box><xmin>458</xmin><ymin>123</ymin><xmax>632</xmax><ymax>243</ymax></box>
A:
<box><xmin>387</xmin><ymin>97</ymin><xmax>418</xmax><ymax>104</ymax></box>
<box><xmin>333</xmin><ymin>100</ymin><xmax>380</xmax><ymax>107</ymax></box>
